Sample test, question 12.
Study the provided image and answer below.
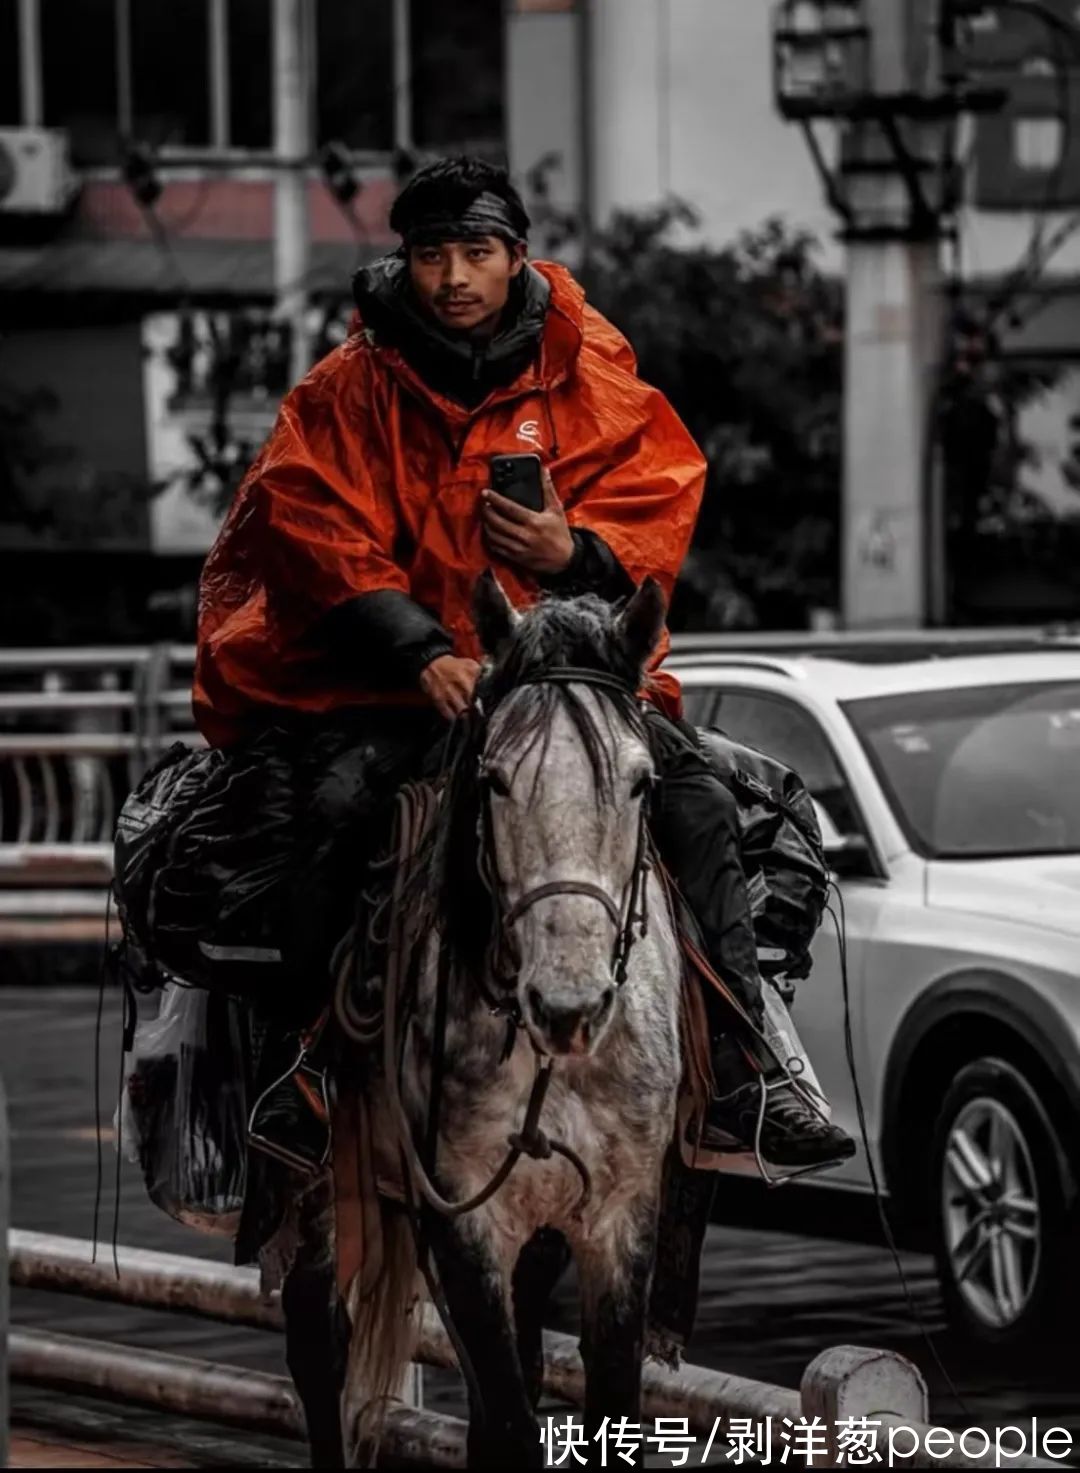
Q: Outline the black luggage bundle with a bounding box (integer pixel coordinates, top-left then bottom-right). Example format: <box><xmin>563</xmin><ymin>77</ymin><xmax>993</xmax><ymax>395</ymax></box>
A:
<box><xmin>696</xmin><ymin>727</ymin><xmax>830</xmax><ymax>987</ymax></box>
<box><xmin>111</xmin><ymin>729</ymin><xmax>301</xmax><ymax>1234</ymax></box>
<box><xmin>113</xmin><ymin>730</ymin><xmax>296</xmax><ymax>1003</ymax></box>
<box><xmin>112</xmin><ymin>720</ymin><xmax>830</xmax><ymax>1002</ymax></box>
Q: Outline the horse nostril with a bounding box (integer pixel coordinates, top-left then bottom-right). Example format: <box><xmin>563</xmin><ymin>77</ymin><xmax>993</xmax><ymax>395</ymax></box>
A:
<box><xmin>526</xmin><ymin>986</ymin><xmax>545</xmax><ymax>1021</ymax></box>
<box><xmin>595</xmin><ymin>987</ymin><xmax>615</xmax><ymax>1020</ymax></box>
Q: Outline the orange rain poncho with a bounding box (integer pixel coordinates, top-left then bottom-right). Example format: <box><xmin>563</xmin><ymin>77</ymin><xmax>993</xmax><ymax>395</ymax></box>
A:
<box><xmin>194</xmin><ymin>261</ymin><xmax>707</xmax><ymax>747</ymax></box>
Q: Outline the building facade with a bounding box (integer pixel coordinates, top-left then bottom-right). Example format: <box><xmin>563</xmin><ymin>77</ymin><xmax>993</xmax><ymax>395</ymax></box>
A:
<box><xmin>0</xmin><ymin>0</ymin><xmax>502</xmax><ymax>640</ymax></box>
<box><xmin>4</xmin><ymin>0</ymin><xmax>1080</xmax><ymax>639</ymax></box>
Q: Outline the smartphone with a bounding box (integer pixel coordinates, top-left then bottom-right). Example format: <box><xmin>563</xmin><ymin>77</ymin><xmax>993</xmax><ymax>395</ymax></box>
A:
<box><xmin>489</xmin><ymin>453</ymin><xmax>545</xmax><ymax>514</ymax></box>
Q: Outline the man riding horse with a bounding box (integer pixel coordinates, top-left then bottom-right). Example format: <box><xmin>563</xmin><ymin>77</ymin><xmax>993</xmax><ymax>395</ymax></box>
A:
<box><xmin>194</xmin><ymin>154</ymin><xmax>854</xmax><ymax>1171</ymax></box>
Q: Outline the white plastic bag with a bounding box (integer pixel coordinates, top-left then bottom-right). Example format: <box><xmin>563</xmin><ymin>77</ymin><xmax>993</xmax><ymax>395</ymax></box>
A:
<box><xmin>117</xmin><ymin>982</ymin><xmax>247</xmax><ymax>1236</ymax></box>
<box><xmin>761</xmin><ymin>978</ymin><xmax>830</xmax><ymax>1121</ymax></box>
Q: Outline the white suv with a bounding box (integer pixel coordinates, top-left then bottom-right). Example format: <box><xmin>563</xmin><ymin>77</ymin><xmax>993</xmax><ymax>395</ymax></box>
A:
<box><xmin>668</xmin><ymin>636</ymin><xmax>1080</xmax><ymax>1350</ymax></box>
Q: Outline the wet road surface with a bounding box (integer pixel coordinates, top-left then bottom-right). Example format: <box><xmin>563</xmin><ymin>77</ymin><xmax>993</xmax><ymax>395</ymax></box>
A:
<box><xmin>3</xmin><ymin>987</ymin><xmax>1078</xmax><ymax>1464</ymax></box>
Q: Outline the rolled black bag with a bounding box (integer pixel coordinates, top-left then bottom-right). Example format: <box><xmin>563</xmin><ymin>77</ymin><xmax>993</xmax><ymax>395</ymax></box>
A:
<box><xmin>695</xmin><ymin>727</ymin><xmax>830</xmax><ymax>985</ymax></box>
<box><xmin>113</xmin><ymin>727</ymin><xmax>297</xmax><ymax>1001</ymax></box>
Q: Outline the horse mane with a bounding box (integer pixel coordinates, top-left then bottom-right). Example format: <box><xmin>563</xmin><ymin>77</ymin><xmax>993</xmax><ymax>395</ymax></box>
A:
<box><xmin>415</xmin><ymin>593</ymin><xmax>646</xmax><ymax>980</ymax></box>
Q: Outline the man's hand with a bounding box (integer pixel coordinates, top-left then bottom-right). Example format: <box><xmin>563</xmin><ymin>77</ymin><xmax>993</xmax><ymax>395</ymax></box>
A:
<box><xmin>419</xmin><ymin>654</ymin><xmax>482</xmax><ymax>720</ymax></box>
<box><xmin>481</xmin><ymin>467</ymin><xmax>574</xmax><ymax>576</ymax></box>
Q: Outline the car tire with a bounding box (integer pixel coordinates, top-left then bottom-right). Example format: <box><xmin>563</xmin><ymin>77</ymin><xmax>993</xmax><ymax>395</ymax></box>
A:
<box><xmin>929</xmin><ymin>1056</ymin><xmax>1078</xmax><ymax>1353</ymax></box>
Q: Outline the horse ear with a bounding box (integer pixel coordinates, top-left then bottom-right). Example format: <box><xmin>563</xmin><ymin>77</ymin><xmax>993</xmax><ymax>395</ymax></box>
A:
<box><xmin>474</xmin><ymin>569</ymin><xmax>521</xmax><ymax>655</ymax></box>
<box><xmin>615</xmin><ymin>577</ymin><xmax>667</xmax><ymax>672</ymax></box>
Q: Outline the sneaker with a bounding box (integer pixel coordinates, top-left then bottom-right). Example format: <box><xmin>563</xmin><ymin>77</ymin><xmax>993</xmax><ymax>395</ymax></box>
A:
<box><xmin>701</xmin><ymin>1077</ymin><xmax>857</xmax><ymax>1168</ymax></box>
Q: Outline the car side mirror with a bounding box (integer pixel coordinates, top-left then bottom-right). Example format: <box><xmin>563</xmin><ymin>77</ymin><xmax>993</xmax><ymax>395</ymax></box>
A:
<box><xmin>812</xmin><ymin>799</ymin><xmax>874</xmax><ymax>879</ymax></box>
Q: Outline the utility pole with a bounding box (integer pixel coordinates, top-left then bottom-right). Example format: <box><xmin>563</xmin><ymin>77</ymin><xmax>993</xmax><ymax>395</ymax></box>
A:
<box><xmin>16</xmin><ymin>0</ymin><xmax>42</xmax><ymax>127</ymax></box>
<box><xmin>773</xmin><ymin>0</ymin><xmax>969</xmax><ymax>629</ymax></box>
<box><xmin>392</xmin><ymin>0</ymin><xmax>413</xmax><ymax>153</ymax></box>
<box><xmin>272</xmin><ymin>0</ymin><xmax>312</xmax><ymax>385</ymax></box>
<box><xmin>841</xmin><ymin>0</ymin><xmax>945</xmax><ymax>628</ymax></box>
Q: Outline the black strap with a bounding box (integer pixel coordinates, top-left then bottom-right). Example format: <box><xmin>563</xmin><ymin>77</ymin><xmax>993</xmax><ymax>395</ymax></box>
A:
<box><xmin>502</xmin><ymin>879</ymin><xmax>621</xmax><ymax>932</ymax></box>
<box><xmin>518</xmin><ymin>666</ymin><xmax>637</xmax><ymax>698</ymax></box>
<box><xmin>424</xmin><ymin>941</ymin><xmax>451</xmax><ymax>1176</ymax></box>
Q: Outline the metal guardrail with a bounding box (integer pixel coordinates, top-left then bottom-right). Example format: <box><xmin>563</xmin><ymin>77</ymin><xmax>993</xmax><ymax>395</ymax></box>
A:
<box><xmin>0</xmin><ymin>646</ymin><xmax>198</xmax><ymax>859</ymax></box>
<box><xmin>0</xmin><ymin>647</ymin><xmax>199</xmax><ymax>940</ymax></box>
<box><xmin>8</xmin><ymin>1230</ymin><xmax>1063</xmax><ymax>1469</ymax></box>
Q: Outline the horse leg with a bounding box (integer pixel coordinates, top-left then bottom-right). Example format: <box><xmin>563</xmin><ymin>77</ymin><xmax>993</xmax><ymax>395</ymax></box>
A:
<box><xmin>424</xmin><ymin>1212</ymin><xmax>543</xmax><ymax>1469</ymax></box>
<box><xmin>281</xmin><ymin>1188</ymin><xmax>351</xmax><ymax>1468</ymax></box>
<box><xmin>513</xmin><ymin>1228</ymin><xmax>572</xmax><ymax>1410</ymax></box>
<box><xmin>576</xmin><ymin>1201</ymin><xmax>659</xmax><ymax>1456</ymax></box>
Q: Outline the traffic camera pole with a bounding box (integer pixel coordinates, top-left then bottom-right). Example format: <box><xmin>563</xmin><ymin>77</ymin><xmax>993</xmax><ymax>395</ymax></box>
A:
<box><xmin>841</xmin><ymin>0</ymin><xmax>946</xmax><ymax>629</ymax></box>
<box><xmin>774</xmin><ymin>0</ymin><xmax>966</xmax><ymax>628</ymax></box>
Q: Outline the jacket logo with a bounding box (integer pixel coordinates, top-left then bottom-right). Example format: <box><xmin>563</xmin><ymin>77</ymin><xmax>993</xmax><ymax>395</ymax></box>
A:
<box><xmin>515</xmin><ymin>419</ymin><xmax>544</xmax><ymax>451</ymax></box>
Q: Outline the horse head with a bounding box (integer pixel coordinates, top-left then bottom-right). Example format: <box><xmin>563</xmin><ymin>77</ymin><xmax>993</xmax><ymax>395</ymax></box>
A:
<box><xmin>471</xmin><ymin>571</ymin><xmax>667</xmax><ymax>1058</ymax></box>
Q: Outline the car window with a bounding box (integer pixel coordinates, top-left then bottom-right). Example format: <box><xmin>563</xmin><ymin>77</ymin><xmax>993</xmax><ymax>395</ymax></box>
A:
<box><xmin>845</xmin><ymin>680</ymin><xmax>1080</xmax><ymax>858</ymax></box>
<box><xmin>683</xmin><ymin>686</ymin><xmax>862</xmax><ymax>837</ymax></box>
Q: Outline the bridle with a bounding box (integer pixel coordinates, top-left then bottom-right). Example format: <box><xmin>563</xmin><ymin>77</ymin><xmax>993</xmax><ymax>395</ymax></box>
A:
<box><xmin>476</xmin><ymin>665</ymin><xmax>654</xmax><ymax>1024</ymax></box>
<box><xmin>371</xmin><ymin>662</ymin><xmax>657</xmax><ymax>1225</ymax></box>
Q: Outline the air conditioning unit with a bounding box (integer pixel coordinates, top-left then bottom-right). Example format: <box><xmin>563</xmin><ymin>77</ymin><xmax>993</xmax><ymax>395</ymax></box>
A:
<box><xmin>0</xmin><ymin>127</ymin><xmax>80</xmax><ymax>215</ymax></box>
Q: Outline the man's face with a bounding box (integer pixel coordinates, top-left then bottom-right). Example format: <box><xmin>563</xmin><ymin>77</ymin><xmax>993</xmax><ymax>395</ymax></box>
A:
<box><xmin>408</xmin><ymin>236</ymin><xmax>526</xmax><ymax>335</ymax></box>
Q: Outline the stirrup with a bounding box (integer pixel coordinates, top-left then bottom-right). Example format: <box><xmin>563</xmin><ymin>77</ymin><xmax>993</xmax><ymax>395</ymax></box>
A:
<box><xmin>247</xmin><ymin>1039</ymin><xmax>332</xmax><ymax>1176</ymax></box>
<box><xmin>750</xmin><ymin>1074</ymin><xmax>852</xmax><ymax>1190</ymax></box>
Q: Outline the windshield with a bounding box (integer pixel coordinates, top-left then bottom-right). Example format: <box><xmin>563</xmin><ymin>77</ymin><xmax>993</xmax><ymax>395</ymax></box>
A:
<box><xmin>843</xmin><ymin>681</ymin><xmax>1080</xmax><ymax>859</ymax></box>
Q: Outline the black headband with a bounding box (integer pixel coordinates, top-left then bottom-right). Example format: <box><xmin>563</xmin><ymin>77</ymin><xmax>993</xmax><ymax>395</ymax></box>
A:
<box><xmin>402</xmin><ymin>190</ymin><xmax>525</xmax><ymax>248</ymax></box>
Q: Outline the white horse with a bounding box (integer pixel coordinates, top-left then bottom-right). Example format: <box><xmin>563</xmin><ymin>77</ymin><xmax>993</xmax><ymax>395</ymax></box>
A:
<box><xmin>289</xmin><ymin>575</ymin><xmax>687</xmax><ymax>1468</ymax></box>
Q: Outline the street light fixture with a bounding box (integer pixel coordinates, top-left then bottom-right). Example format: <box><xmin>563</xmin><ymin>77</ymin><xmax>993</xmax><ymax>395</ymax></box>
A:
<box><xmin>773</xmin><ymin>1</ymin><xmax>871</xmax><ymax>120</ymax></box>
<box><xmin>773</xmin><ymin>0</ymin><xmax>1003</xmax><ymax>239</ymax></box>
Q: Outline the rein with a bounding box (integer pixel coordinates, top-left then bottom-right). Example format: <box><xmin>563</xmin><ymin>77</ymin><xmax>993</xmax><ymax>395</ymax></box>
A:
<box><xmin>383</xmin><ymin>665</ymin><xmax>655</xmax><ymax>1223</ymax></box>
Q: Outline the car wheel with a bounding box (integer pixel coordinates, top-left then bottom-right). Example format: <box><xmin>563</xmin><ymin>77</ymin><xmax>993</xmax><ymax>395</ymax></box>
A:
<box><xmin>929</xmin><ymin>1056</ymin><xmax>1077</xmax><ymax>1351</ymax></box>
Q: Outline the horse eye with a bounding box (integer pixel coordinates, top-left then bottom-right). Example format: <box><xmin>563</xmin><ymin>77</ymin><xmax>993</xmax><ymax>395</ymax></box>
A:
<box><xmin>484</xmin><ymin>768</ymin><xmax>512</xmax><ymax>798</ymax></box>
<box><xmin>630</xmin><ymin>772</ymin><xmax>653</xmax><ymax>798</ymax></box>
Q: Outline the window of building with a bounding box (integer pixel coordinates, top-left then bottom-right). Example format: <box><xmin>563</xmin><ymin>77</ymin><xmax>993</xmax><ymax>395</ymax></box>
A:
<box><xmin>411</xmin><ymin>0</ymin><xmax>504</xmax><ymax>151</ymax></box>
<box><xmin>26</xmin><ymin>0</ymin><xmax>506</xmax><ymax>164</ymax></box>
<box><xmin>316</xmin><ymin>2</ymin><xmax>394</xmax><ymax>151</ymax></box>
<box><xmin>132</xmin><ymin>0</ymin><xmax>211</xmax><ymax>148</ymax></box>
<box><xmin>38</xmin><ymin>0</ymin><xmax>265</xmax><ymax>160</ymax></box>
<box><xmin>973</xmin><ymin>37</ymin><xmax>1080</xmax><ymax>208</ymax></box>
<box><xmin>1013</xmin><ymin>59</ymin><xmax>1063</xmax><ymax>173</ymax></box>
<box><xmin>228</xmin><ymin>0</ymin><xmax>272</xmax><ymax>149</ymax></box>
<box><xmin>41</xmin><ymin>0</ymin><xmax>119</xmax><ymax>165</ymax></box>
<box><xmin>1014</xmin><ymin>114</ymin><xmax>1064</xmax><ymax>170</ymax></box>
<box><xmin>0</xmin><ymin>0</ymin><xmax>19</xmax><ymax>125</ymax></box>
